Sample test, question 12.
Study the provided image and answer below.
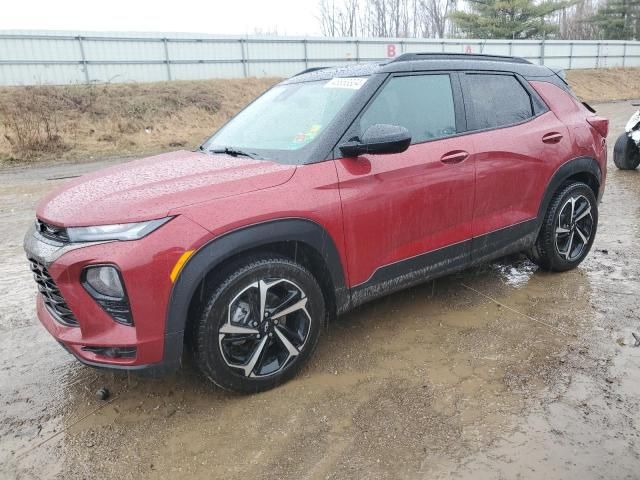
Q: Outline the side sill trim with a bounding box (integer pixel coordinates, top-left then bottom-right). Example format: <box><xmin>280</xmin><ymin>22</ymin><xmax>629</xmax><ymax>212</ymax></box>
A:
<box><xmin>349</xmin><ymin>219</ymin><xmax>538</xmax><ymax>309</ymax></box>
<box><xmin>353</xmin><ymin>217</ymin><xmax>536</xmax><ymax>289</ymax></box>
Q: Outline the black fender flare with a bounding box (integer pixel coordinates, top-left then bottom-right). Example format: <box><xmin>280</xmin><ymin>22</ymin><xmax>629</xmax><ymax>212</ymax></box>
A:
<box><xmin>162</xmin><ymin>218</ymin><xmax>349</xmax><ymax>366</ymax></box>
<box><xmin>536</xmin><ymin>156</ymin><xmax>602</xmax><ymax>229</ymax></box>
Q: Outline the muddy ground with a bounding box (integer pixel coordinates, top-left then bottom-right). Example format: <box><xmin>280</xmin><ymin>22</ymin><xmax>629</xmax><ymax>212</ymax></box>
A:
<box><xmin>1</xmin><ymin>101</ymin><xmax>640</xmax><ymax>480</ymax></box>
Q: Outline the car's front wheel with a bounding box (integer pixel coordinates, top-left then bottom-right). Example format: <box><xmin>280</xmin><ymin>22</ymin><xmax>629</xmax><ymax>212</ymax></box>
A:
<box><xmin>193</xmin><ymin>256</ymin><xmax>325</xmax><ymax>393</ymax></box>
<box><xmin>529</xmin><ymin>182</ymin><xmax>598</xmax><ymax>272</ymax></box>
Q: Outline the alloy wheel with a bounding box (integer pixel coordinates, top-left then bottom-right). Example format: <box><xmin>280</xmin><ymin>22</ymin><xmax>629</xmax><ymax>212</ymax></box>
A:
<box><xmin>218</xmin><ymin>278</ymin><xmax>312</xmax><ymax>378</ymax></box>
<box><xmin>554</xmin><ymin>194</ymin><xmax>593</xmax><ymax>261</ymax></box>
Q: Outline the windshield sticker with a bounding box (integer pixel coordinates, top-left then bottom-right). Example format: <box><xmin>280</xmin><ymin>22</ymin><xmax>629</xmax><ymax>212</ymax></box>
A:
<box><xmin>292</xmin><ymin>124</ymin><xmax>323</xmax><ymax>145</ymax></box>
<box><xmin>307</xmin><ymin>124</ymin><xmax>322</xmax><ymax>137</ymax></box>
<box><xmin>324</xmin><ymin>77</ymin><xmax>367</xmax><ymax>90</ymax></box>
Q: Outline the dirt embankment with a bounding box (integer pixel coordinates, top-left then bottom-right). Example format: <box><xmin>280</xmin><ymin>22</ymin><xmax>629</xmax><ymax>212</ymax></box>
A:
<box><xmin>566</xmin><ymin>68</ymin><xmax>640</xmax><ymax>103</ymax></box>
<box><xmin>0</xmin><ymin>78</ymin><xmax>278</xmax><ymax>165</ymax></box>
<box><xmin>0</xmin><ymin>68</ymin><xmax>638</xmax><ymax>165</ymax></box>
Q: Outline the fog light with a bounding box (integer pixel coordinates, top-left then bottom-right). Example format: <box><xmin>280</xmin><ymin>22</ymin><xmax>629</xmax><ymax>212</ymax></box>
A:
<box><xmin>85</xmin><ymin>266</ymin><xmax>125</xmax><ymax>298</ymax></box>
<box><xmin>82</xmin><ymin>265</ymin><xmax>134</xmax><ymax>326</ymax></box>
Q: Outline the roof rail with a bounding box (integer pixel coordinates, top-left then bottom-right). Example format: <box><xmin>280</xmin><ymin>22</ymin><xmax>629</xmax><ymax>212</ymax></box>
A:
<box><xmin>293</xmin><ymin>66</ymin><xmax>329</xmax><ymax>77</ymax></box>
<box><xmin>389</xmin><ymin>52</ymin><xmax>532</xmax><ymax>65</ymax></box>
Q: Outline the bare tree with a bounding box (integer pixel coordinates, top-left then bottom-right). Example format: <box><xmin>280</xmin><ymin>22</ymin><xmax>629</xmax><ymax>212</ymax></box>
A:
<box><xmin>368</xmin><ymin>0</ymin><xmax>390</xmax><ymax>36</ymax></box>
<box><xmin>338</xmin><ymin>0</ymin><xmax>360</xmax><ymax>36</ymax></box>
<box><xmin>318</xmin><ymin>0</ymin><xmax>459</xmax><ymax>39</ymax></box>
<box><xmin>556</xmin><ymin>0</ymin><xmax>602</xmax><ymax>40</ymax></box>
<box><xmin>319</xmin><ymin>0</ymin><xmax>362</xmax><ymax>36</ymax></box>
<box><xmin>420</xmin><ymin>0</ymin><xmax>456</xmax><ymax>38</ymax></box>
<box><xmin>318</xmin><ymin>0</ymin><xmax>613</xmax><ymax>40</ymax></box>
<box><xmin>318</xmin><ymin>0</ymin><xmax>339</xmax><ymax>36</ymax></box>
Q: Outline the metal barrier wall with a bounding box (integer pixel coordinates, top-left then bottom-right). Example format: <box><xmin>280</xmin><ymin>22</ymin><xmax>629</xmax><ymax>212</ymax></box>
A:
<box><xmin>1</xmin><ymin>30</ymin><xmax>639</xmax><ymax>85</ymax></box>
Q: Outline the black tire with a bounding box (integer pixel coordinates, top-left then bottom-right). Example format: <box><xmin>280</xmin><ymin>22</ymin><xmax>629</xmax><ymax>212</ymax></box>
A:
<box><xmin>193</xmin><ymin>255</ymin><xmax>325</xmax><ymax>393</ymax></box>
<box><xmin>613</xmin><ymin>132</ymin><xmax>640</xmax><ymax>170</ymax></box>
<box><xmin>528</xmin><ymin>182</ymin><xmax>598</xmax><ymax>272</ymax></box>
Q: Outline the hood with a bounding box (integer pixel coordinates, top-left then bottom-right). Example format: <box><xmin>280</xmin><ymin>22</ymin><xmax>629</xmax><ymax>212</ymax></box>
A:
<box><xmin>37</xmin><ymin>150</ymin><xmax>296</xmax><ymax>226</ymax></box>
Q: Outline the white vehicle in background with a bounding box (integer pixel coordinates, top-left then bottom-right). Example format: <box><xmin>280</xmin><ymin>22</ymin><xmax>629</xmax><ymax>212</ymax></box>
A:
<box><xmin>614</xmin><ymin>102</ymin><xmax>640</xmax><ymax>170</ymax></box>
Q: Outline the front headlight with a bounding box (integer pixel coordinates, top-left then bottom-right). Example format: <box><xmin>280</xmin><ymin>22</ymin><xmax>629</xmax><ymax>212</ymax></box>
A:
<box><xmin>66</xmin><ymin>217</ymin><xmax>172</xmax><ymax>242</ymax></box>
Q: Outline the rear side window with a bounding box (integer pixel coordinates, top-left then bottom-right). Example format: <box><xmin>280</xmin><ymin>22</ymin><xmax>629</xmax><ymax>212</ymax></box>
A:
<box><xmin>359</xmin><ymin>74</ymin><xmax>457</xmax><ymax>144</ymax></box>
<box><xmin>464</xmin><ymin>74</ymin><xmax>534</xmax><ymax>130</ymax></box>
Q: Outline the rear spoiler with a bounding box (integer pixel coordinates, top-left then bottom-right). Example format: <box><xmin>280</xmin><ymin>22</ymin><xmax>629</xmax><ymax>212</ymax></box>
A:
<box><xmin>552</xmin><ymin>68</ymin><xmax>567</xmax><ymax>81</ymax></box>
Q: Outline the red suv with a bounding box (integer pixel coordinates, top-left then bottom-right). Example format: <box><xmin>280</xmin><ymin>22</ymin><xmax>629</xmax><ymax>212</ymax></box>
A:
<box><xmin>25</xmin><ymin>54</ymin><xmax>608</xmax><ymax>393</ymax></box>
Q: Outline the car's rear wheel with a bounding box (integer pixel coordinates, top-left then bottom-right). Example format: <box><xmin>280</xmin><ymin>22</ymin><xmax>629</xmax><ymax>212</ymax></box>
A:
<box><xmin>613</xmin><ymin>132</ymin><xmax>640</xmax><ymax>170</ymax></box>
<box><xmin>193</xmin><ymin>256</ymin><xmax>325</xmax><ymax>393</ymax></box>
<box><xmin>528</xmin><ymin>182</ymin><xmax>598</xmax><ymax>272</ymax></box>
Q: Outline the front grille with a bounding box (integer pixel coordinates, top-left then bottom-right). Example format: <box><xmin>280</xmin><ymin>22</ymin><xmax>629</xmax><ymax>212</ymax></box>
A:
<box><xmin>35</xmin><ymin>219</ymin><xmax>69</xmax><ymax>243</ymax></box>
<box><xmin>29</xmin><ymin>259</ymin><xmax>79</xmax><ymax>327</ymax></box>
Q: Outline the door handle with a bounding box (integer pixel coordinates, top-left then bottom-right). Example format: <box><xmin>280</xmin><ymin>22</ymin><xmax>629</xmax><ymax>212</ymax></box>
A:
<box><xmin>542</xmin><ymin>132</ymin><xmax>563</xmax><ymax>144</ymax></box>
<box><xmin>440</xmin><ymin>150</ymin><xmax>469</xmax><ymax>164</ymax></box>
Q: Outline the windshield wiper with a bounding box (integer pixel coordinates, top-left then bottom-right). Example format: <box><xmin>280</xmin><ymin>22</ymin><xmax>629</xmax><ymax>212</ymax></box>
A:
<box><xmin>208</xmin><ymin>147</ymin><xmax>261</xmax><ymax>159</ymax></box>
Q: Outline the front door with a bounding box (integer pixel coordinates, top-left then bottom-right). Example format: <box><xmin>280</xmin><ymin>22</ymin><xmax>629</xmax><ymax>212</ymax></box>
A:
<box><xmin>334</xmin><ymin>73</ymin><xmax>476</xmax><ymax>295</ymax></box>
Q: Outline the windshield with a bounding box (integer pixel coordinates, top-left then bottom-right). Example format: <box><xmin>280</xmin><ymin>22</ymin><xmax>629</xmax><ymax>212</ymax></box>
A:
<box><xmin>203</xmin><ymin>78</ymin><xmax>365</xmax><ymax>164</ymax></box>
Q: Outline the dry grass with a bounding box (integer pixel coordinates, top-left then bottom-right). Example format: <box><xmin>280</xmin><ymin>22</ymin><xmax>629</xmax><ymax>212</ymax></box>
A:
<box><xmin>1</xmin><ymin>68</ymin><xmax>639</xmax><ymax>165</ymax></box>
<box><xmin>0</xmin><ymin>78</ymin><xmax>278</xmax><ymax>165</ymax></box>
<box><xmin>567</xmin><ymin>68</ymin><xmax>640</xmax><ymax>103</ymax></box>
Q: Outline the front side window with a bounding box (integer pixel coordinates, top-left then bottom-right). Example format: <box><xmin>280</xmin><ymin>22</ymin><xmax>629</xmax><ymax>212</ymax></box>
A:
<box><xmin>358</xmin><ymin>74</ymin><xmax>457</xmax><ymax>144</ymax></box>
<box><xmin>464</xmin><ymin>73</ymin><xmax>534</xmax><ymax>130</ymax></box>
<box><xmin>204</xmin><ymin>79</ymin><xmax>363</xmax><ymax>164</ymax></box>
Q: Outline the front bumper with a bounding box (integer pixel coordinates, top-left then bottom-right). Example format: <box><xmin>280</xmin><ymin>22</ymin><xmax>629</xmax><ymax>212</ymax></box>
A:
<box><xmin>23</xmin><ymin>216</ymin><xmax>210</xmax><ymax>372</ymax></box>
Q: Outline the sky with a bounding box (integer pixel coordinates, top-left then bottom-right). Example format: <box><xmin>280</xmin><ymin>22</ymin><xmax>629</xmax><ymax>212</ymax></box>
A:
<box><xmin>0</xmin><ymin>0</ymin><xmax>323</xmax><ymax>36</ymax></box>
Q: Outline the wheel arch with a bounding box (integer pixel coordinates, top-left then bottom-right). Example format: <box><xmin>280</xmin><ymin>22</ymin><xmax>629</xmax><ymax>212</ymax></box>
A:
<box><xmin>537</xmin><ymin>156</ymin><xmax>601</xmax><ymax>230</ymax></box>
<box><xmin>163</xmin><ymin>218</ymin><xmax>349</xmax><ymax>366</ymax></box>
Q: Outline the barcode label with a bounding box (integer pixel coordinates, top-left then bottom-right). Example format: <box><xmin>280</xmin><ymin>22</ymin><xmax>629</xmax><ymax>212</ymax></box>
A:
<box><xmin>324</xmin><ymin>77</ymin><xmax>367</xmax><ymax>89</ymax></box>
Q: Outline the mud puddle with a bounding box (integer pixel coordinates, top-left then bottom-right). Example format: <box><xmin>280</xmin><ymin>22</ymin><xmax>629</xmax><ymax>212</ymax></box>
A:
<box><xmin>1</xmin><ymin>103</ymin><xmax>640</xmax><ymax>479</ymax></box>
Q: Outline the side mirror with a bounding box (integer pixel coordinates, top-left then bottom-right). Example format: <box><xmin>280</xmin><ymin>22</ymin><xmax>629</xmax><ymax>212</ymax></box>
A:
<box><xmin>339</xmin><ymin>124</ymin><xmax>411</xmax><ymax>157</ymax></box>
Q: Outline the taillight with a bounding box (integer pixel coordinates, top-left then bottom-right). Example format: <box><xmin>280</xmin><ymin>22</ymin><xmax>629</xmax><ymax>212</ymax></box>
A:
<box><xmin>587</xmin><ymin>116</ymin><xmax>609</xmax><ymax>138</ymax></box>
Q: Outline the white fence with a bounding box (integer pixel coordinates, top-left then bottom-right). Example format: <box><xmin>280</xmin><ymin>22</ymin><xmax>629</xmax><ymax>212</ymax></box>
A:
<box><xmin>1</xmin><ymin>30</ymin><xmax>640</xmax><ymax>86</ymax></box>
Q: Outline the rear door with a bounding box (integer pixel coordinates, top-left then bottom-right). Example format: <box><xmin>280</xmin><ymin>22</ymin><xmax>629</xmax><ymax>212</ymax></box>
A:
<box><xmin>461</xmin><ymin>72</ymin><xmax>572</xmax><ymax>261</ymax></box>
<box><xmin>334</xmin><ymin>72</ymin><xmax>476</xmax><ymax>290</ymax></box>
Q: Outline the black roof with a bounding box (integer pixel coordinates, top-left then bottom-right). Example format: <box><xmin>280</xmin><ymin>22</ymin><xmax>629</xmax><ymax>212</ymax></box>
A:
<box><xmin>390</xmin><ymin>52</ymin><xmax>532</xmax><ymax>64</ymax></box>
<box><xmin>284</xmin><ymin>53</ymin><xmax>558</xmax><ymax>84</ymax></box>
